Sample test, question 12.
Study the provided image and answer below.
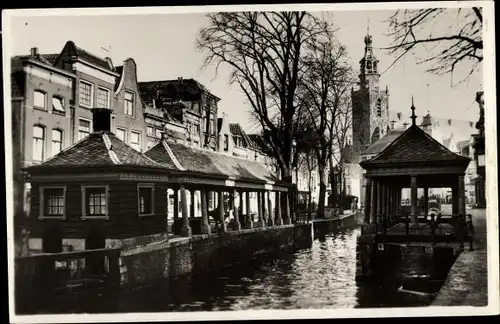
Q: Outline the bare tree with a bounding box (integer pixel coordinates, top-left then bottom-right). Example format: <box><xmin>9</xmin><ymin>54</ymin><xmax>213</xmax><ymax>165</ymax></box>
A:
<box><xmin>384</xmin><ymin>7</ymin><xmax>483</xmax><ymax>85</ymax></box>
<box><xmin>298</xmin><ymin>34</ymin><xmax>354</xmax><ymax>218</ymax></box>
<box><xmin>329</xmin><ymin>97</ymin><xmax>353</xmax><ymax>215</ymax></box>
<box><xmin>197</xmin><ymin>12</ymin><xmax>329</xmax><ymax>184</ymax></box>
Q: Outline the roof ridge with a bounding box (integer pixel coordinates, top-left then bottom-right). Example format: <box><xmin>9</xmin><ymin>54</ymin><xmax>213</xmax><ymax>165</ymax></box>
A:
<box><xmin>102</xmin><ymin>133</ymin><xmax>121</xmax><ymax>164</ymax></box>
<box><xmin>162</xmin><ymin>140</ymin><xmax>185</xmax><ymax>171</ymax></box>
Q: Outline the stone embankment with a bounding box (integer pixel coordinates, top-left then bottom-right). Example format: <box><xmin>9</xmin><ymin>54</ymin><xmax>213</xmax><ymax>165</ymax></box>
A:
<box><xmin>432</xmin><ymin>208</ymin><xmax>488</xmax><ymax>307</ymax></box>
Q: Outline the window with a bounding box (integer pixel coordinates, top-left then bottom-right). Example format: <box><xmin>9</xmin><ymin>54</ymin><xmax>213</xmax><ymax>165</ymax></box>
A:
<box><xmin>32</xmin><ymin>125</ymin><xmax>45</xmax><ymax>162</ymax></box>
<box><xmin>124</xmin><ymin>91</ymin><xmax>134</xmax><ymax>116</ymax></box>
<box><xmin>82</xmin><ymin>186</ymin><xmax>108</xmax><ymax>218</ymax></box>
<box><xmin>224</xmin><ymin>134</ymin><xmax>229</xmax><ymax>151</ymax></box>
<box><xmin>33</xmin><ymin>90</ymin><xmax>46</xmax><ymax>109</ymax></box>
<box><xmin>131</xmin><ymin>131</ymin><xmax>141</xmax><ymax>151</ymax></box>
<box><xmin>376</xmin><ymin>98</ymin><xmax>382</xmax><ymax>117</ymax></box>
<box><xmin>209</xmin><ymin>118</ymin><xmax>214</xmax><ymax>134</ymax></box>
<box><xmin>116</xmin><ymin>128</ymin><xmax>127</xmax><ymax>142</ymax></box>
<box><xmin>79</xmin><ymin>81</ymin><xmax>93</xmax><ymax>107</ymax></box>
<box><xmin>52</xmin><ymin>96</ymin><xmax>65</xmax><ymax>113</ymax></box>
<box><xmin>138</xmin><ymin>184</ymin><xmax>155</xmax><ymax>216</ymax></box>
<box><xmin>155</xmin><ymin>128</ymin><xmax>163</xmax><ymax>139</ymax></box>
<box><xmin>40</xmin><ymin>187</ymin><xmax>66</xmax><ymax>219</ymax></box>
<box><xmin>96</xmin><ymin>87</ymin><xmax>110</xmax><ymax>108</ymax></box>
<box><xmin>193</xmin><ymin>124</ymin><xmax>200</xmax><ymax>135</ymax></box>
<box><xmin>51</xmin><ymin>129</ymin><xmax>63</xmax><ymax>156</ymax></box>
<box><xmin>147</xmin><ymin>126</ymin><xmax>154</xmax><ymax>137</ymax></box>
<box><xmin>78</xmin><ymin>119</ymin><xmax>91</xmax><ymax>141</ymax></box>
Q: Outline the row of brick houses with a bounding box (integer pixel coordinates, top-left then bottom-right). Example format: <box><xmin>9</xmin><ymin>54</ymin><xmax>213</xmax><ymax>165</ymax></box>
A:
<box><xmin>11</xmin><ymin>41</ymin><xmax>314</xmax><ymax>242</ymax></box>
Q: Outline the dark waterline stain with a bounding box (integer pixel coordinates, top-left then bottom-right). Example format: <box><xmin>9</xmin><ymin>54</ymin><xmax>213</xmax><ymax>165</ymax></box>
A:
<box><xmin>18</xmin><ymin>225</ymin><xmax>456</xmax><ymax>314</ymax></box>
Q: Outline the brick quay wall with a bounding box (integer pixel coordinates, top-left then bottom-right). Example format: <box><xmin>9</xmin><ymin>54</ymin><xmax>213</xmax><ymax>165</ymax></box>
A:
<box><xmin>119</xmin><ymin>223</ymin><xmax>313</xmax><ymax>289</ymax></box>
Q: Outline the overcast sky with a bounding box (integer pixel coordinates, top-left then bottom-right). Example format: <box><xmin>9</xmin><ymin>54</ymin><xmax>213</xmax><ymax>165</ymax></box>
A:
<box><xmin>8</xmin><ymin>8</ymin><xmax>482</xmax><ymax>133</ymax></box>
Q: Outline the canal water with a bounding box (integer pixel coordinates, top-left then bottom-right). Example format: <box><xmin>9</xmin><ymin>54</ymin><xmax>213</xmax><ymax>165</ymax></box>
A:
<box><xmin>21</xmin><ymin>217</ymin><xmax>457</xmax><ymax>314</ymax></box>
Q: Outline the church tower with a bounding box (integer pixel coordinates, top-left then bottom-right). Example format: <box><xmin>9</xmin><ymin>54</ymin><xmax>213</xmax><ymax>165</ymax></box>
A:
<box><xmin>351</xmin><ymin>31</ymin><xmax>391</xmax><ymax>161</ymax></box>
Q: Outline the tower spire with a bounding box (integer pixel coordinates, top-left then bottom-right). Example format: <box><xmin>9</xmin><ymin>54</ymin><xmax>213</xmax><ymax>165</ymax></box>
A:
<box><xmin>367</xmin><ymin>18</ymin><xmax>370</xmax><ymax>35</ymax></box>
<box><xmin>410</xmin><ymin>96</ymin><xmax>417</xmax><ymax>126</ymax></box>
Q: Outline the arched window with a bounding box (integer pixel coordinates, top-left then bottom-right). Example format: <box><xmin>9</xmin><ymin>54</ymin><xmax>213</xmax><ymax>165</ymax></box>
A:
<box><xmin>367</xmin><ymin>61</ymin><xmax>372</xmax><ymax>71</ymax></box>
<box><xmin>376</xmin><ymin>98</ymin><xmax>382</xmax><ymax>117</ymax></box>
<box><xmin>51</xmin><ymin>129</ymin><xmax>63</xmax><ymax>157</ymax></box>
<box><xmin>34</xmin><ymin>90</ymin><xmax>46</xmax><ymax>110</ymax></box>
<box><xmin>33</xmin><ymin>125</ymin><xmax>45</xmax><ymax>162</ymax></box>
<box><xmin>371</xmin><ymin>127</ymin><xmax>380</xmax><ymax>143</ymax></box>
<box><xmin>373</xmin><ymin>61</ymin><xmax>378</xmax><ymax>72</ymax></box>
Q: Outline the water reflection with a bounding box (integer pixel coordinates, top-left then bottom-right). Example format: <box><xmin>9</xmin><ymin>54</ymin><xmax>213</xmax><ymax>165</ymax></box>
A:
<box><xmin>24</xmin><ymin>225</ymin><xmax>451</xmax><ymax>314</ymax></box>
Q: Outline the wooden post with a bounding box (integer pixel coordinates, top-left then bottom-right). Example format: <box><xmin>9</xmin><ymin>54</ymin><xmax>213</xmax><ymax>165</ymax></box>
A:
<box><xmin>267</xmin><ymin>192</ymin><xmax>274</xmax><ymax>226</ymax></box>
<box><xmin>363</xmin><ymin>177</ymin><xmax>371</xmax><ymax>224</ymax></box>
<box><xmin>423</xmin><ymin>187</ymin><xmax>429</xmax><ymax>216</ymax></box>
<box><xmin>410</xmin><ymin>176</ymin><xmax>419</xmax><ymax>227</ymax></box>
<box><xmin>239</xmin><ymin>190</ymin><xmax>244</xmax><ymax>226</ymax></box>
<box><xmin>180</xmin><ymin>185</ymin><xmax>192</xmax><ymax>237</ymax></box>
<box><xmin>190</xmin><ymin>189</ymin><xmax>195</xmax><ymax>218</ymax></box>
<box><xmin>200</xmin><ymin>190</ymin><xmax>211</xmax><ymax>235</ymax></box>
<box><xmin>458</xmin><ymin>175</ymin><xmax>466</xmax><ymax>215</ymax></box>
<box><xmin>245</xmin><ymin>192</ymin><xmax>253</xmax><ymax>229</ymax></box>
<box><xmin>275</xmin><ymin>191</ymin><xmax>283</xmax><ymax>225</ymax></box>
<box><xmin>370</xmin><ymin>180</ymin><xmax>377</xmax><ymax>225</ymax></box>
<box><xmin>173</xmin><ymin>188</ymin><xmax>179</xmax><ymax>220</ymax></box>
<box><xmin>283</xmin><ymin>192</ymin><xmax>291</xmax><ymax>225</ymax></box>
<box><xmin>256</xmin><ymin>191</ymin><xmax>265</xmax><ymax>227</ymax></box>
<box><xmin>218</xmin><ymin>190</ymin><xmax>227</xmax><ymax>232</ymax></box>
<box><xmin>233</xmin><ymin>188</ymin><xmax>241</xmax><ymax>230</ymax></box>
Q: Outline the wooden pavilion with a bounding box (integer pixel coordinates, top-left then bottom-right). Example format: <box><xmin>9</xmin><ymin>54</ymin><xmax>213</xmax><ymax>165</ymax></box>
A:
<box><xmin>359</xmin><ymin>101</ymin><xmax>473</xmax><ymax>246</ymax></box>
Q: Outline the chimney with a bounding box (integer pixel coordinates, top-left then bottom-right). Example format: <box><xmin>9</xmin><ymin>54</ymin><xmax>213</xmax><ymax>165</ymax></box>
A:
<box><xmin>30</xmin><ymin>47</ymin><xmax>39</xmax><ymax>57</ymax></box>
<box><xmin>448</xmin><ymin>119</ymin><xmax>452</xmax><ymax>126</ymax></box>
<box><xmin>91</xmin><ymin>108</ymin><xmax>113</xmax><ymax>133</ymax></box>
<box><xmin>390</xmin><ymin>120</ymin><xmax>396</xmax><ymax>130</ymax></box>
<box><xmin>403</xmin><ymin>122</ymin><xmax>409</xmax><ymax>130</ymax></box>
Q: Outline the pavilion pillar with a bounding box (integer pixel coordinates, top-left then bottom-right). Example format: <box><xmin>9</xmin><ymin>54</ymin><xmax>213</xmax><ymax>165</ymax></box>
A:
<box><xmin>232</xmin><ymin>188</ymin><xmax>241</xmax><ymax>230</ymax></box>
<box><xmin>180</xmin><ymin>185</ymin><xmax>192</xmax><ymax>237</ymax></box>
<box><xmin>218</xmin><ymin>190</ymin><xmax>227</xmax><ymax>232</ymax></box>
<box><xmin>245</xmin><ymin>191</ymin><xmax>253</xmax><ymax>229</ymax></box>
<box><xmin>239</xmin><ymin>190</ymin><xmax>244</xmax><ymax>226</ymax></box>
<box><xmin>283</xmin><ymin>192</ymin><xmax>291</xmax><ymax>225</ymax></box>
<box><xmin>200</xmin><ymin>190</ymin><xmax>211</xmax><ymax>235</ymax></box>
<box><xmin>410</xmin><ymin>176</ymin><xmax>419</xmax><ymax>226</ymax></box>
<box><xmin>370</xmin><ymin>180</ymin><xmax>377</xmax><ymax>225</ymax></box>
<box><xmin>256</xmin><ymin>192</ymin><xmax>265</xmax><ymax>227</ymax></box>
<box><xmin>458</xmin><ymin>175</ymin><xmax>466</xmax><ymax>215</ymax></box>
<box><xmin>173</xmin><ymin>188</ymin><xmax>179</xmax><ymax>221</ymax></box>
<box><xmin>363</xmin><ymin>177</ymin><xmax>372</xmax><ymax>224</ymax></box>
<box><xmin>395</xmin><ymin>188</ymin><xmax>401</xmax><ymax>215</ymax></box>
<box><xmin>190</xmin><ymin>189</ymin><xmax>195</xmax><ymax>218</ymax></box>
<box><xmin>423</xmin><ymin>187</ymin><xmax>429</xmax><ymax>216</ymax></box>
<box><xmin>275</xmin><ymin>191</ymin><xmax>283</xmax><ymax>225</ymax></box>
<box><xmin>452</xmin><ymin>185</ymin><xmax>459</xmax><ymax>215</ymax></box>
<box><xmin>266</xmin><ymin>192</ymin><xmax>274</xmax><ymax>226</ymax></box>
<box><xmin>376</xmin><ymin>181</ymin><xmax>382</xmax><ymax>219</ymax></box>
<box><xmin>387</xmin><ymin>186</ymin><xmax>392</xmax><ymax>215</ymax></box>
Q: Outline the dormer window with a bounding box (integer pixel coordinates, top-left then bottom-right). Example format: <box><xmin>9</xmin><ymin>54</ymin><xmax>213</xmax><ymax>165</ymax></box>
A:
<box><xmin>376</xmin><ymin>98</ymin><xmax>382</xmax><ymax>117</ymax></box>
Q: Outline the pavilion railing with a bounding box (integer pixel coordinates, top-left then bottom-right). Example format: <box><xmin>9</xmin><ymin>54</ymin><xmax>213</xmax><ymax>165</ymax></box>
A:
<box><xmin>372</xmin><ymin>213</ymin><xmax>474</xmax><ymax>249</ymax></box>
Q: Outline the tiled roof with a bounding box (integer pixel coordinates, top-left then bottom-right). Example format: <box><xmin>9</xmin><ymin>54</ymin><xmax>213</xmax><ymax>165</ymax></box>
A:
<box><xmin>143</xmin><ymin>142</ymin><xmax>177</xmax><ymax>170</ymax></box>
<box><xmin>361</xmin><ymin>125</ymin><xmax>470</xmax><ymax>166</ymax></box>
<box><xmin>40</xmin><ymin>54</ymin><xmax>59</xmax><ymax>65</ymax></box>
<box><xmin>362</xmin><ymin>129</ymin><xmax>405</xmax><ymax>156</ymax></box>
<box><xmin>138</xmin><ymin>79</ymin><xmax>219</xmax><ymax>106</ymax></box>
<box><xmin>31</xmin><ymin>132</ymin><xmax>163</xmax><ymax>169</ymax></box>
<box><xmin>145</xmin><ymin>140</ymin><xmax>281</xmax><ymax>184</ymax></box>
<box><xmin>229</xmin><ymin>123</ymin><xmax>258</xmax><ymax>150</ymax></box>
<box><xmin>74</xmin><ymin>45</ymin><xmax>112</xmax><ymax>71</ymax></box>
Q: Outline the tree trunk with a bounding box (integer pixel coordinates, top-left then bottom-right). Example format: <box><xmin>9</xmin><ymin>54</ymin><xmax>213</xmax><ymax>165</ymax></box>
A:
<box><xmin>317</xmin><ymin>163</ymin><xmax>327</xmax><ymax>219</ymax></box>
<box><xmin>329</xmin><ymin>157</ymin><xmax>335</xmax><ymax>208</ymax></box>
<box><xmin>338</xmin><ymin>168</ymin><xmax>344</xmax><ymax>215</ymax></box>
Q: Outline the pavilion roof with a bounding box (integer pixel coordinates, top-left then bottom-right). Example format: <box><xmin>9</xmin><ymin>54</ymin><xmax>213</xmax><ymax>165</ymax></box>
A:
<box><xmin>360</xmin><ymin>124</ymin><xmax>470</xmax><ymax>168</ymax></box>
<box><xmin>144</xmin><ymin>140</ymin><xmax>284</xmax><ymax>185</ymax></box>
<box><xmin>28</xmin><ymin>132</ymin><xmax>165</xmax><ymax>171</ymax></box>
